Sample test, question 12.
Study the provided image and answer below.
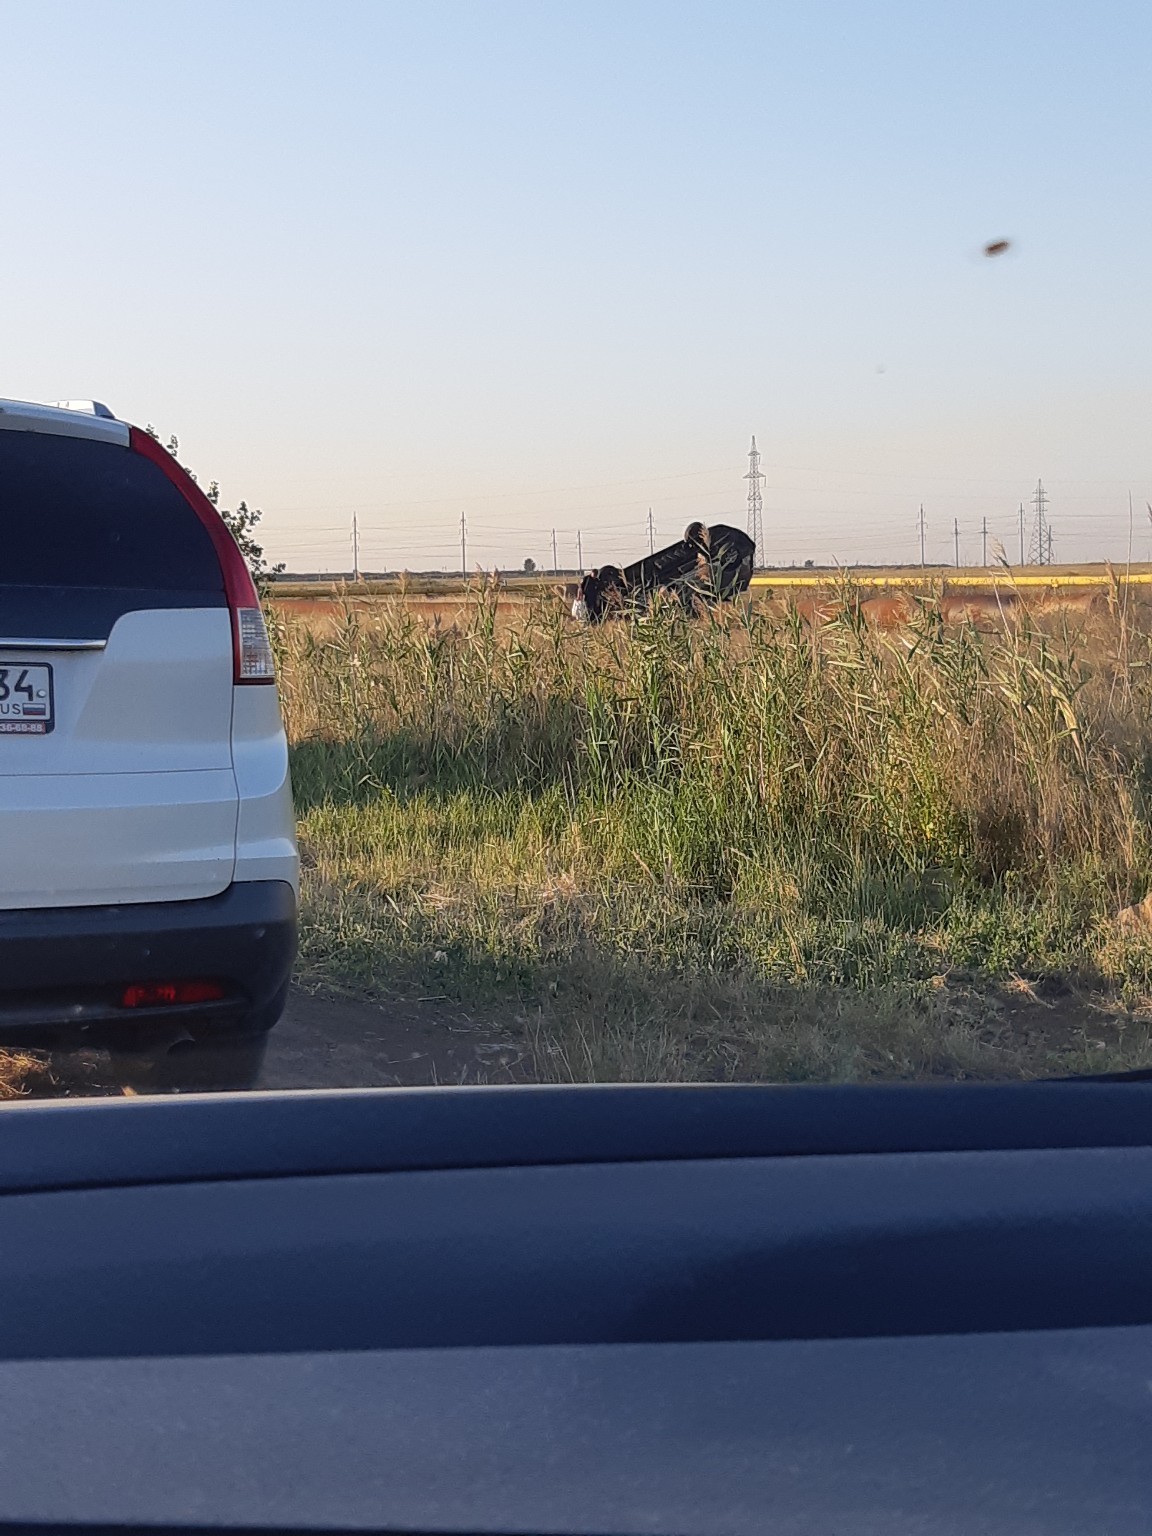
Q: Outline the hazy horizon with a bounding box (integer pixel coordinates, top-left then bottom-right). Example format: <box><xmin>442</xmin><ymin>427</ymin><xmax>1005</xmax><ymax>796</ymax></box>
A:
<box><xmin>1</xmin><ymin>0</ymin><xmax>1148</xmax><ymax>572</ymax></box>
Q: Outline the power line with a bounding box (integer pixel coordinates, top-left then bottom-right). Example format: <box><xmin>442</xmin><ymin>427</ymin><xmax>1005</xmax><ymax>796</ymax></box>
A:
<box><xmin>275</xmin><ymin>471</ymin><xmax>1150</xmax><ymax>535</ymax></box>
<box><xmin>270</xmin><ymin>489</ymin><xmax>1139</xmax><ymax>570</ymax></box>
<box><xmin>252</xmin><ymin>457</ymin><xmax>1146</xmax><ymax>520</ymax></box>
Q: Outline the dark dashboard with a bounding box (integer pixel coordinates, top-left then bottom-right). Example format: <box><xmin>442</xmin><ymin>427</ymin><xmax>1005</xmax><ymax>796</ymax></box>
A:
<box><xmin>0</xmin><ymin>1081</ymin><xmax>1150</xmax><ymax>1534</ymax></box>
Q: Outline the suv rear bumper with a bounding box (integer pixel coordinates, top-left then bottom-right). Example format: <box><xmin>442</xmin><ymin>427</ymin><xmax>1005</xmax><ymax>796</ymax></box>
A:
<box><xmin>0</xmin><ymin>881</ymin><xmax>296</xmax><ymax>1048</ymax></box>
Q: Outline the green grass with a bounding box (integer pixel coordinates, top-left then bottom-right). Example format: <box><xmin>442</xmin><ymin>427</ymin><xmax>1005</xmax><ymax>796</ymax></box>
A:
<box><xmin>276</xmin><ymin>585</ymin><xmax>1152</xmax><ymax>1081</ymax></box>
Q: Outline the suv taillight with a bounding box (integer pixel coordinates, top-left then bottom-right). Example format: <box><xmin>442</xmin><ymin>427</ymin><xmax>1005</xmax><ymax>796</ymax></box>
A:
<box><xmin>236</xmin><ymin>606</ymin><xmax>275</xmax><ymax>681</ymax></box>
<box><xmin>129</xmin><ymin>427</ymin><xmax>276</xmax><ymax>685</ymax></box>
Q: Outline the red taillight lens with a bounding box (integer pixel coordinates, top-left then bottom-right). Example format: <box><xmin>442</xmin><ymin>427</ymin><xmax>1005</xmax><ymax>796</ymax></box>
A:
<box><xmin>128</xmin><ymin>426</ymin><xmax>275</xmax><ymax>685</ymax></box>
<box><xmin>121</xmin><ymin>980</ymin><xmax>226</xmax><ymax>1009</ymax></box>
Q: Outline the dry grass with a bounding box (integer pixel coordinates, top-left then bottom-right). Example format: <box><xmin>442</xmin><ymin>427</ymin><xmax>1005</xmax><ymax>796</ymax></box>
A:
<box><xmin>276</xmin><ymin>585</ymin><xmax>1152</xmax><ymax>1082</ymax></box>
<box><xmin>0</xmin><ymin>1051</ymin><xmax>54</xmax><ymax>1099</ymax></box>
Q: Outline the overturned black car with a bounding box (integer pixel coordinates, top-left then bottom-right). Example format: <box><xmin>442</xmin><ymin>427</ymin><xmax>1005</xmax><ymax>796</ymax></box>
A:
<box><xmin>573</xmin><ymin>522</ymin><xmax>756</xmax><ymax>623</ymax></box>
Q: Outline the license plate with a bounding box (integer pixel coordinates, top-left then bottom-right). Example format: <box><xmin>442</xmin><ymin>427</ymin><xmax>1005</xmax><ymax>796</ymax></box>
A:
<box><xmin>0</xmin><ymin>663</ymin><xmax>54</xmax><ymax>735</ymax></box>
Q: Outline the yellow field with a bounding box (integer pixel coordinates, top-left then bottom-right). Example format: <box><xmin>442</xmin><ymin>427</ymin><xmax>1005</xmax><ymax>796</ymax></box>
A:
<box><xmin>751</xmin><ymin>563</ymin><xmax>1152</xmax><ymax>591</ymax></box>
<box><xmin>272</xmin><ymin>562</ymin><xmax>1152</xmax><ymax>601</ymax></box>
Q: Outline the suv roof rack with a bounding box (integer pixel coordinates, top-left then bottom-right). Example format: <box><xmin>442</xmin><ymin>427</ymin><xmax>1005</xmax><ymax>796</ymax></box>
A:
<box><xmin>49</xmin><ymin>400</ymin><xmax>116</xmax><ymax>420</ymax></box>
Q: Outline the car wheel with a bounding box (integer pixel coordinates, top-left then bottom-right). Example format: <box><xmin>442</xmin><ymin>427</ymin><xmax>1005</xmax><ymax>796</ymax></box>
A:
<box><xmin>108</xmin><ymin>1031</ymin><xmax>270</xmax><ymax>1093</ymax></box>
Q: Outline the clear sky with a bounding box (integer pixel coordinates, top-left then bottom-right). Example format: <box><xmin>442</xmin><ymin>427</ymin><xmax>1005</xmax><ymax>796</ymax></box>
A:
<box><xmin>0</xmin><ymin>0</ymin><xmax>1148</xmax><ymax>572</ymax></box>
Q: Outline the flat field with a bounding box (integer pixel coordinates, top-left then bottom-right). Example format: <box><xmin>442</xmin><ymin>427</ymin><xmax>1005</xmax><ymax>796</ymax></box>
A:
<box><xmin>271</xmin><ymin>563</ymin><xmax>1152</xmax><ymax>634</ymax></box>
<box><xmin>278</xmin><ymin>582</ymin><xmax>1152</xmax><ymax>1083</ymax></box>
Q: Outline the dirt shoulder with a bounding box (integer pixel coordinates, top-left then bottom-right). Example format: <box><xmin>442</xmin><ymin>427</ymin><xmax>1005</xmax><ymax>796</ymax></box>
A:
<box><xmin>0</xmin><ymin>987</ymin><xmax>534</xmax><ymax>1099</ymax></box>
<box><xmin>258</xmin><ymin>986</ymin><xmax>533</xmax><ymax>1088</ymax></box>
<box><xmin>4</xmin><ymin>974</ymin><xmax>1150</xmax><ymax>1099</ymax></box>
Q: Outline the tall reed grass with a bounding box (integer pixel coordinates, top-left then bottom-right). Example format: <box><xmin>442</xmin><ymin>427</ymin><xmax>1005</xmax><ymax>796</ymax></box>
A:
<box><xmin>275</xmin><ymin>586</ymin><xmax>1152</xmax><ymax>1080</ymax></box>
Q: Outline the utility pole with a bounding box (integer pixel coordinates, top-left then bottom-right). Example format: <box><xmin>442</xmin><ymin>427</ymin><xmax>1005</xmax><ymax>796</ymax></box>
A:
<box><xmin>1047</xmin><ymin>525</ymin><xmax>1054</xmax><ymax>566</ymax></box>
<box><xmin>954</xmin><ymin>517</ymin><xmax>960</xmax><ymax>568</ymax></box>
<box><xmin>1128</xmin><ymin>489</ymin><xmax>1135</xmax><ymax>569</ymax></box>
<box><xmin>459</xmin><ymin>510</ymin><xmax>467</xmax><ymax>576</ymax></box>
<box><xmin>551</xmin><ymin>528</ymin><xmax>559</xmax><ymax>574</ymax></box>
<box><xmin>745</xmin><ymin>435</ymin><xmax>765</xmax><ymax>568</ymax></box>
<box><xmin>1018</xmin><ymin>503</ymin><xmax>1026</xmax><ymax>565</ymax></box>
<box><xmin>981</xmin><ymin>515</ymin><xmax>988</xmax><ymax>567</ymax></box>
<box><xmin>918</xmin><ymin>504</ymin><xmax>926</xmax><ymax>566</ymax></box>
<box><xmin>647</xmin><ymin>507</ymin><xmax>655</xmax><ymax>557</ymax></box>
<box><xmin>351</xmin><ymin>511</ymin><xmax>360</xmax><ymax>581</ymax></box>
<box><xmin>576</xmin><ymin>530</ymin><xmax>583</xmax><ymax>570</ymax></box>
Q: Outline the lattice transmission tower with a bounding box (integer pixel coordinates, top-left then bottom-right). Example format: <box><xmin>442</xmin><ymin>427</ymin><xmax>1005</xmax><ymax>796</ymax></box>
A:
<box><xmin>745</xmin><ymin>435</ymin><xmax>764</xmax><ymax>567</ymax></box>
<box><xmin>1028</xmin><ymin>480</ymin><xmax>1051</xmax><ymax>565</ymax></box>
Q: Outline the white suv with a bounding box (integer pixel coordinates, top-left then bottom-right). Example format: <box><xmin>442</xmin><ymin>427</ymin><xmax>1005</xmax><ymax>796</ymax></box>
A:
<box><xmin>0</xmin><ymin>398</ymin><xmax>298</xmax><ymax>1089</ymax></box>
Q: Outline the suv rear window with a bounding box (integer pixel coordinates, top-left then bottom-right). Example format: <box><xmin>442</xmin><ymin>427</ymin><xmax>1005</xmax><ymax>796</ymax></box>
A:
<box><xmin>0</xmin><ymin>432</ymin><xmax>225</xmax><ymax>592</ymax></box>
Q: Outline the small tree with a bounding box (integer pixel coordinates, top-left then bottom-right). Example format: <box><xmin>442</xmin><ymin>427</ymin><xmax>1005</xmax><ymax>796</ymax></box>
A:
<box><xmin>523</xmin><ymin>557</ymin><xmax>537</xmax><ymax>574</ymax></box>
<box><xmin>206</xmin><ymin>485</ymin><xmax>283</xmax><ymax>590</ymax></box>
<box><xmin>146</xmin><ymin>427</ymin><xmax>284</xmax><ymax>591</ymax></box>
